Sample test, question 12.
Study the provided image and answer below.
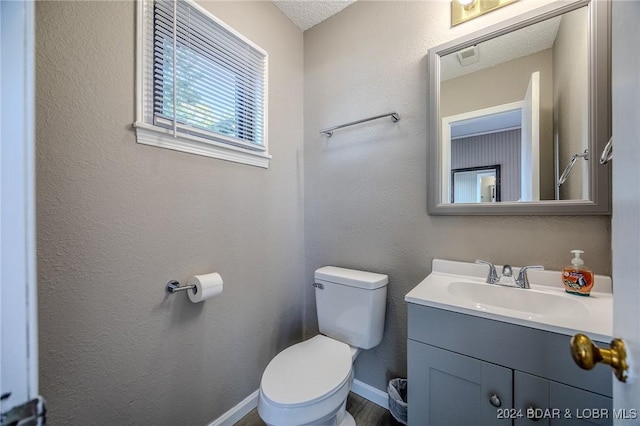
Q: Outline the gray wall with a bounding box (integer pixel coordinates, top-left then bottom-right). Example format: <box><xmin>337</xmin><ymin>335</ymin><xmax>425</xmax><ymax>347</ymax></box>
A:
<box><xmin>303</xmin><ymin>0</ymin><xmax>610</xmax><ymax>393</ymax></box>
<box><xmin>36</xmin><ymin>1</ymin><xmax>304</xmax><ymax>424</ymax></box>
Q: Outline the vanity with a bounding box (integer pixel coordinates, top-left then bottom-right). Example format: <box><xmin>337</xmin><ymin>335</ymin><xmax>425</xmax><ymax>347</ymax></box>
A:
<box><xmin>405</xmin><ymin>259</ymin><xmax>613</xmax><ymax>426</ymax></box>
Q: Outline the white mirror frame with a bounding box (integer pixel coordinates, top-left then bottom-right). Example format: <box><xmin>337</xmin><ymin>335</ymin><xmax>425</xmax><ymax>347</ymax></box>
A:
<box><xmin>427</xmin><ymin>0</ymin><xmax>611</xmax><ymax>215</ymax></box>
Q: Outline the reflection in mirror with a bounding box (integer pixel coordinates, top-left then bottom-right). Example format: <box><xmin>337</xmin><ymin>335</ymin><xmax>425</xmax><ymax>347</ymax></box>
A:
<box><xmin>452</xmin><ymin>165</ymin><xmax>501</xmax><ymax>203</ymax></box>
<box><xmin>428</xmin><ymin>0</ymin><xmax>610</xmax><ymax>215</ymax></box>
<box><xmin>441</xmin><ymin>6</ymin><xmax>587</xmax><ymax>203</ymax></box>
<box><xmin>444</xmin><ymin>98</ymin><xmax>538</xmax><ymax>202</ymax></box>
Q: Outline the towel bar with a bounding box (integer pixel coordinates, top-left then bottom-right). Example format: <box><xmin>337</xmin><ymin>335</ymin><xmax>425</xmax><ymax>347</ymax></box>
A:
<box><xmin>320</xmin><ymin>112</ymin><xmax>400</xmax><ymax>137</ymax></box>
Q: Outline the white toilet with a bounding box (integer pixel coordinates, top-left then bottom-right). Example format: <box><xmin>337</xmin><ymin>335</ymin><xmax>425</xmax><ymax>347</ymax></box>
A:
<box><xmin>258</xmin><ymin>266</ymin><xmax>388</xmax><ymax>426</ymax></box>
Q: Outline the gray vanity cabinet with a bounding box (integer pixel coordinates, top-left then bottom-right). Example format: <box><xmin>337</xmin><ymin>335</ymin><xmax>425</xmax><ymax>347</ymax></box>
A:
<box><xmin>408</xmin><ymin>339</ymin><xmax>513</xmax><ymax>425</ymax></box>
<box><xmin>546</xmin><ymin>382</ymin><xmax>613</xmax><ymax>426</ymax></box>
<box><xmin>513</xmin><ymin>372</ymin><xmax>612</xmax><ymax>426</ymax></box>
<box><xmin>514</xmin><ymin>371</ymin><xmax>549</xmax><ymax>425</ymax></box>
<box><xmin>407</xmin><ymin>303</ymin><xmax>612</xmax><ymax>426</ymax></box>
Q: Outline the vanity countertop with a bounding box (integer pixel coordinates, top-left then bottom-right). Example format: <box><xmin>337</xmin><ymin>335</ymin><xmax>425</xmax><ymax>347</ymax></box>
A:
<box><xmin>405</xmin><ymin>259</ymin><xmax>613</xmax><ymax>342</ymax></box>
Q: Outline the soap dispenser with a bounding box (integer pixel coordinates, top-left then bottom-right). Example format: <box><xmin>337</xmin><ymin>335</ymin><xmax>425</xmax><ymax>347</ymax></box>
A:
<box><xmin>562</xmin><ymin>250</ymin><xmax>594</xmax><ymax>296</ymax></box>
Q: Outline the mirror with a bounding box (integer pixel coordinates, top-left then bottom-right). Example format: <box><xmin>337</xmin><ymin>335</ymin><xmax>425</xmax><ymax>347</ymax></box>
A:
<box><xmin>427</xmin><ymin>0</ymin><xmax>610</xmax><ymax>215</ymax></box>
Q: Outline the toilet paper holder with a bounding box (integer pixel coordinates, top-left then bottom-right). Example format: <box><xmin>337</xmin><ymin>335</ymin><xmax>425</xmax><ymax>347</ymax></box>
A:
<box><xmin>166</xmin><ymin>280</ymin><xmax>197</xmax><ymax>295</ymax></box>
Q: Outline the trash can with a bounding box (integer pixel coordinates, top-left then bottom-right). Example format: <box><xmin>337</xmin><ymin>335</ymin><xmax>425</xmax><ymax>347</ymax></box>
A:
<box><xmin>388</xmin><ymin>378</ymin><xmax>408</xmax><ymax>425</ymax></box>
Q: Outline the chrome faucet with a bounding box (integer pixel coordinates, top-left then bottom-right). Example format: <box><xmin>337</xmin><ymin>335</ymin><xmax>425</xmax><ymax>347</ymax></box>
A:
<box><xmin>475</xmin><ymin>260</ymin><xmax>544</xmax><ymax>288</ymax></box>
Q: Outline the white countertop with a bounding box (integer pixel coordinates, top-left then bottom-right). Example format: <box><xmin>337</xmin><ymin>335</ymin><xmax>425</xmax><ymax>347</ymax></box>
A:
<box><xmin>405</xmin><ymin>259</ymin><xmax>613</xmax><ymax>342</ymax></box>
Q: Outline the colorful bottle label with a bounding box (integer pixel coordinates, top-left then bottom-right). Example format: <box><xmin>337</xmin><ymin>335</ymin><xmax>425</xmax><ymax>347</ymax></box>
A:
<box><xmin>563</xmin><ymin>268</ymin><xmax>594</xmax><ymax>296</ymax></box>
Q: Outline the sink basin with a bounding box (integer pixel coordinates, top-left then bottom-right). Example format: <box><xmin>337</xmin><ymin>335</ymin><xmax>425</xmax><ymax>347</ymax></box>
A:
<box><xmin>405</xmin><ymin>259</ymin><xmax>613</xmax><ymax>340</ymax></box>
<box><xmin>447</xmin><ymin>281</ymin><xmax>590</xmax><ymax>319</ymax></box>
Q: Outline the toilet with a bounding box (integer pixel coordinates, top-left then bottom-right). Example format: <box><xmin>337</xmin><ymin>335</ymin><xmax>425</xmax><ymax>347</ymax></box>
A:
<box><xmin>258</xmin><ymin>266</ymin><xmax>388</xmax><ymax>426</ymax></box>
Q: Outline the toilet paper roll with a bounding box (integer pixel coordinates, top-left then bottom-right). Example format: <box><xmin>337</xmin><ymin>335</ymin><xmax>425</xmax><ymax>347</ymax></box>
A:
<box><xmin>187</xmin><ymin>273</ymin><xmax>223</xmax><ymax>303</ymax></box>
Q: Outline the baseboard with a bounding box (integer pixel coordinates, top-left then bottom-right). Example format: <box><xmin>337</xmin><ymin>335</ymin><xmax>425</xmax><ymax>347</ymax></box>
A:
<box><xmin>209</xmin><ymin>380</ymin><xmax>388</xmax><ymax>425</ymax></box>
<box><xmin>352</xmin><ymin>379</ymin><xmax>389</xmax><ymax>410</ymax></box>
<box><xmin>208</xmin><ymin>389</ymin><xmax>259</xmax><ymax>426</ymax></box>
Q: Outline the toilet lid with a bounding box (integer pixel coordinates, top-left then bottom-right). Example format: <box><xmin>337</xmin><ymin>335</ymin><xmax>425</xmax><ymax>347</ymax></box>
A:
<box><xmin>261</xmin><ymin>335</ymin><xmax>352</xmax><ymax>407</ymax></box>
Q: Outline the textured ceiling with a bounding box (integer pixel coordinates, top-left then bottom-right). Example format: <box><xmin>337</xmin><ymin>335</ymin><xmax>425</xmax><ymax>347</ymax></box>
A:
<box><xmin>273</xmin><ymin>0</ymin><xmax>357</xmax><ymax>31</ymax></box>
<box><xmin>441</xmin><ymin>15</ymin><xmax>562</xmax><ymax>80</ymax></box>
<box><xmin>274</xmin><ymin>2</ymin><xmax>565</xmax><ymax>73</ymax></box>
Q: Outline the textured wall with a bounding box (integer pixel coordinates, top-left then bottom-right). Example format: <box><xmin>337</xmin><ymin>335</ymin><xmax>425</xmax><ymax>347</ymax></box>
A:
<box><xmin>36</xmin><ymin>1</ymin><xmax>303</xmax><ymax>424</ymax></box>
<box><xmin>303</xmin><ymin>0</ymin><xmax>611</xmax><ymax>393</ymax></box>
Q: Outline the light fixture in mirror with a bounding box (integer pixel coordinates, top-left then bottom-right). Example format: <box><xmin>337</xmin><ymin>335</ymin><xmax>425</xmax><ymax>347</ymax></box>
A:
<box><xmin>429</xmin><ymin>0</ymin><xmax>611</xmax><ymax>215</ymax></box>
<box><xmin>451</xmin><ymin>0</ymin><xmax>519</xmax><ymax>27</ymax></box>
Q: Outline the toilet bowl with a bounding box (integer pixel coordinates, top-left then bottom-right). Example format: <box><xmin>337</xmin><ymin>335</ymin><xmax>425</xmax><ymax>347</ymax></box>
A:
<box><xmin>258</xmin><ymin>335</ymin><xmax>357</xmax><ymax>426</ymax></box>
<box><xmin>258</xmin><ymin>266</ymin><xmax>388</xmax><ymax>426</ymax></box>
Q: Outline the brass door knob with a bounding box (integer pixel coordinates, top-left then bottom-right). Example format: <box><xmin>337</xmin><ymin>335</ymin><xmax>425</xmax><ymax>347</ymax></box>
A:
<box><xmin>570</xmin><ymin>333</ymin><xmax>628</xmax><ymax>383</ymax></box>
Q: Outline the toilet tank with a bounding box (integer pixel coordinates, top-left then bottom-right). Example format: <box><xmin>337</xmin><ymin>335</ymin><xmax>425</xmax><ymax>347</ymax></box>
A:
<box><xmin>314</xmin><ymin>266</ymin><xmax>388</xmax><ymax>350</ymax></box>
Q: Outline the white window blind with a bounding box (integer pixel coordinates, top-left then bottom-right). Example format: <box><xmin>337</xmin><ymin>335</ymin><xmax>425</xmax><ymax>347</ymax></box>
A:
<box><xmin>135</xmin><ymin>0</ymin><xmax>270</xmax><ymax>167</ymax></box>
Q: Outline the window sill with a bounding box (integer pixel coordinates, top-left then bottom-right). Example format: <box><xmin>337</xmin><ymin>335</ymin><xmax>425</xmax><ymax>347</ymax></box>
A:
<box><xmin>133</xmin><ymin>122</ymin><xmax>271</xmax><ymax>168</ymax></box>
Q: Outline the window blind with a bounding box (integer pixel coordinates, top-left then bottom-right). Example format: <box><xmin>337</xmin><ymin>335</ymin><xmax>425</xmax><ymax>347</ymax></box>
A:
<box><xmin>151</xmin><ymin>0</ymin><xmax>267</xmax><ymax>151</ymax></box>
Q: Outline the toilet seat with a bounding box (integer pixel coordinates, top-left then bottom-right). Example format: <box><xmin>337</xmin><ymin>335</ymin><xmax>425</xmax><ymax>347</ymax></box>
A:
<box><xmin>260</xmin><ymin>335</ymin><xmax>352</xmax><ymax>408</ymax></box>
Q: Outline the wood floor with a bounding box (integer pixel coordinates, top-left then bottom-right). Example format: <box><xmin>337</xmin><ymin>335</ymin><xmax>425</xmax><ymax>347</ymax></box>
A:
<box><xmin>234</xmin><ymin>392</ymin><xmax>397</xmax><ymax>426</ymax></box>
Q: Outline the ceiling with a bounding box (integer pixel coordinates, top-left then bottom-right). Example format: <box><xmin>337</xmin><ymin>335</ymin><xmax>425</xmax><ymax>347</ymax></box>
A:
<box><xmin>441</xmin><ymin>14</ymin><xmax>562</xmax><ymax>80</ymax></box>
<box><xmin>273</xmin><ymin>0</ymin><xmax>356</xmax><ymax>31</ymax></box>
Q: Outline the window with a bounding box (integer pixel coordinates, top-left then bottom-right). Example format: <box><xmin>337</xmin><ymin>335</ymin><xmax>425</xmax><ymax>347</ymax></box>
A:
<box><xmin>135</xmin><ymin>0</ymin><xmax>269</xmax><ymax>167</ymax></box>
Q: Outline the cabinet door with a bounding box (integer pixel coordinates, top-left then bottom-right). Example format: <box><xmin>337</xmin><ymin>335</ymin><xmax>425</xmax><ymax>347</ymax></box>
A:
<box><xmin>549</xmin><ymin>382</ymin><xmax>612</xmax><ymax>426</ymax></box>
<box><xmin>513</xmin><ymin>372</ymin><xmax>612</xmax><ymax>426</ymax></box>
<box><xmin>408</xmin><ymin>340</ymin><xmax>512</xmax><ymax>426</ymax></box>
<box><xmin>515</xmin><ymin>371</ymin><xmax>550</xmax><ymax>426</ymax></box>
